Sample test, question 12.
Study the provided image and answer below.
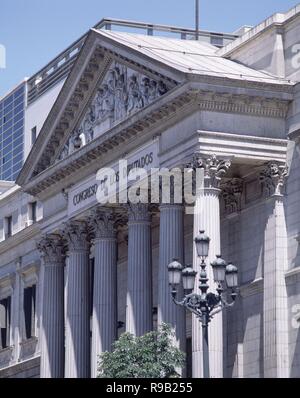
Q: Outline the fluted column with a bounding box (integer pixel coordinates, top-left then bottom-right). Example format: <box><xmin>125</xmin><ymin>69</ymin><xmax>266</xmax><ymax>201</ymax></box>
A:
<box><xmin>90</xmin><ymin>209</ymin><xmax>117</xmax><ymax>378</ymax></box>
<box><xmin>63</xmin><ymin>221</ymin><xmax>90</xmax><ymax>378</ymax></box>
<box><xmin>260</xmin><ymin>163</ymin><xmax>289</xmax><ymax>377</ymax></box>
<box><xmin>38</xmin><ymin>234</ymin><xmax>65</xmax><ymax>378</ymax></box>
<box><xmin>190</xmin><ymin>153</ymin><xmax>231</xmax><ymax>378</ymax></box>
<box><xmin>158</xmin><ymin>203</ymin><xmax>186</xmax><ymax>353</ymax></box>
<box><xmin>126</xmin><ymin>203</ymin><xmax>152</xmax><ymax>336</ymax></box>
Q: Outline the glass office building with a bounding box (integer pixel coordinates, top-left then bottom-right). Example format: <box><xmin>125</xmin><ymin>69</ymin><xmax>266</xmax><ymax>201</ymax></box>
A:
<box><xmin>0</xmin><ymin>84</ymin><xmax>25</xmax><ymax>181</ymax></box>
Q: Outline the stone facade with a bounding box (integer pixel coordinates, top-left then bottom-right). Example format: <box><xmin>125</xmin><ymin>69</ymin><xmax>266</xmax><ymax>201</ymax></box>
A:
<box><xmin>1</xmin><ymin>4</ymin><xmax>300</xmax><ymax>379</ymax></box>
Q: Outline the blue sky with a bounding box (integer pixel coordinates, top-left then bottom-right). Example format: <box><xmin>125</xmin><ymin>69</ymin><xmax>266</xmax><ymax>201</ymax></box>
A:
<box><xmin>0</xmin><ymin>0</ymin><xmax>299</xmax><ymax>97</ymax></box>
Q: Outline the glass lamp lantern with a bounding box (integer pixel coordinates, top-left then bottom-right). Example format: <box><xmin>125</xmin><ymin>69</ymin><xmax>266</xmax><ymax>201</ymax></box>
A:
<box><xmin>182</xmin><ymin>266</ymin><xmax>197</xmax><ymax>292</ymax></box>
<box><xmin>225</xmin><ymin>262</ymin><xmax>238</xmax><ymax>288</ymax></box>
<box><xmin>211</xmin><ymin>255</ymin><xmax>227</xmax><ymax>283</ymax></box>
<box><xmin>167</xmin><ymin>259</ymin><xmax>183</xmax><ymax>287</ymax></box>
<box><xmin>194</xmin><ymin>230</ymin><xmax>210</xmax><ymax>258</ymax></box>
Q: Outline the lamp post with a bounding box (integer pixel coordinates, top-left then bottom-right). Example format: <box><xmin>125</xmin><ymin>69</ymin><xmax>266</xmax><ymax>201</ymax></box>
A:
<box><xmin>167</xmin><ymin>231</ymin><xmax>238</xmax><ymax>378</ymax></box>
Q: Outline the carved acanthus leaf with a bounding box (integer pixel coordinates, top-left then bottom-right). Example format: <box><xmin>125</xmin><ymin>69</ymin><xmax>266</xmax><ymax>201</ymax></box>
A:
<box><xmin>127</xmin><ymin>203</ymin><xmax>151</xmax><ymax>222</ymax></box>
<box><xmin>62</xmin><ymin>221</ymin><xmax>89</xmax><ymax>251</ymax></box>
<box><xmin>37</xmin><ymin>234</ymin><xmax>65</xmax><ymax>264</ymax></box>
<box><xmin>89</xmin><ymin>208</ymin><xmax>117</xmax><ymax>239</ymax></box>
<box><xmin>187</xmin><ymin>153</ymin><xmax>231</xmax><ymax>189</ymax></box>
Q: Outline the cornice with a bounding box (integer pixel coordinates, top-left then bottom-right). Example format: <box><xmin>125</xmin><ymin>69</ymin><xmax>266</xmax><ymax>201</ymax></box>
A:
<box><xmin>285</xmin><ymin>266</ymin><xmax>300</xmax><ymax>281</ymax></box>
<box><xmin>239</xmin><ymin>277</ymin><xmax>263</xmax><ymax>298</ymax></box>
<box><xmin>195</xmin><ymin>90</ymin><xmax>290</xmax><ymax>118</ymax></box>
<box><xmin>189</xmin><ymin>72</ymin><xmax>294</xmax><ymax>94</ymax></box>
<box><xmin>0</xmin><ymin>224</ymin><xmax>40</xmax><ymax>256</ymax></box>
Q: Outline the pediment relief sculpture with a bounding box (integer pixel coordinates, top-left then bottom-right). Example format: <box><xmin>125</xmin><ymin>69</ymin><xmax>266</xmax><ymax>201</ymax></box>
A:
<box><xmin>58</xmin><ymin>61</ymin><xmax>169</xmax><ymax>161</ymax></box>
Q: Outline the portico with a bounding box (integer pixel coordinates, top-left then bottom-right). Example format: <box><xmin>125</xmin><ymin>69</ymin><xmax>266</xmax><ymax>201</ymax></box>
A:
<box><xmin>15</xmin><ymin>27</ymin><xmax>293</xmax><ymax>379</ymax></box>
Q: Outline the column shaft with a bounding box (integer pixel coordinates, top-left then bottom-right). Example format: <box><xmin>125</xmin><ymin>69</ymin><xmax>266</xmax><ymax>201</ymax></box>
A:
<box><xmin>38</xmin><ymin>235</ymin><xmax>65</xmax><ymax>378</ymax></box>
<box><xmin>261</xmin><ymin>162</ymin><xmax>289</xmax><ymax>378</ymax></box>
<box><xmin>188</xmin><ymin>154</ymin><xmax>231</xmax><ymax>378</ymax></box>
<box><xmin>158</xmin><ymin>204</ymin><xmax>186</xmax><ymax>352</ymax></box>
<box><xmin>126</xmin><ymin>204</ymin><xmax>152</xmax><ymax>336</ymax></box>
<box><xmin>263</xmin><ymin>195</ymin><xmax>289</xmax><ymax>377</ymax></box>
<box><xmin>91</xmin><ymin>209</ymin><xmax>117</xmax><ymax>378</ymax></box>
<box><xmin>64</xmin><ymin>222</ymin><xmax>90</xmax><ymax>378</ymax></box>
<box><xmin>192</xmin><ymin>188</ymin><xmax>223</xmax><ymax>378</ymax></box>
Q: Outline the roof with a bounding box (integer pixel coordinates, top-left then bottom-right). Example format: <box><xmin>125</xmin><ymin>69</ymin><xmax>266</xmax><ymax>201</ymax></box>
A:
<box><xmin>218</xmin><ymin>3</ymin><xmax>300</xmax><ymax>57</ymax></box>
<box><xmin>95</xmin><ymin>30</ymin><xmax>292</xmax><ymax>85</ymax></box>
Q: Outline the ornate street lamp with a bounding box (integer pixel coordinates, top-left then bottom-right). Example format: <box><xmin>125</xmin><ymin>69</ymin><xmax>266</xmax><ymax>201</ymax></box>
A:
<box><xmin>167</xmin><ymin>231</ymin><xmax>239</xmax><ymax>378</ymax></box>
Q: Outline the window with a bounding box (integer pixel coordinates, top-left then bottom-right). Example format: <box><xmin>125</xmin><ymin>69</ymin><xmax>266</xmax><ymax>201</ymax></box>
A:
<box><xmin>29</xmin><ymin>202</ymin><xmax>37</xmax><ymax>224</ymax></box>
<box><xmin>5</xmin><ymin>216</ymin><xmax>12</xmax><ymax>239</ymax></box>
<box><xmin>23</xmin><ymin>285</ymin><xmax>36</xmax><ymax>339</ymax></box>
<box><xmin>31</xmin><ymin>127</ymin><xmax>37</xmax><ymax>145</ymax></box>
<box><xmin>0</xmin><ymin>297</ymin><xmax>11</xmax><ymax>349</ymax></box>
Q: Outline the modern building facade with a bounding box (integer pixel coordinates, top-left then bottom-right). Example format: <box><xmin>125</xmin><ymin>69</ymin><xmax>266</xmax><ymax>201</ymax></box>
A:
<box><xmin>1</xmin><ymin>4</ymin><xmax>300</xmax><ymax>378</ymax></box>
<box><xmin>0</xmin><ymin>84</ymin><xmax>26</xmax><ymax>181</ymax></box>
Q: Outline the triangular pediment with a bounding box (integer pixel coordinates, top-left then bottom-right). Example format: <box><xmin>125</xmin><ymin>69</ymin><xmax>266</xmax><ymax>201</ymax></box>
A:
<box><xmin>57</xmin><ymin>59</ymin><xmax>170</xmax><ymax>161</ymax></box>
<box><xmin>17</xmin><ymin>29</ymin><xmax>184</xmax><ymax>191</ymax></box>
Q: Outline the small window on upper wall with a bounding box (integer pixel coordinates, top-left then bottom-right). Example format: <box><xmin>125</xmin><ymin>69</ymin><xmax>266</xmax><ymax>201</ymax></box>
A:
<box><xmin>0</xmin><ymin>297</ymin><xmax>11</xmax><ymax>350</ymax></box>
<box><xmin>5</xmin><ymin>216</ymin><xmax>12</xmax><ymax>239</ymax></box>
<box><xmin>29</xmin><ymin>202</ymin><xmax>37</xmax><ymax>224</ymax></box>
<box><xmin>23</xmin><ymin>285</ymin><xmax>36</xmax><ymax>340</ymax></box>
<box><xmin>31</xmin><ymin>126</ymin><xmax>37</xmax><ymax>146</ymax></box>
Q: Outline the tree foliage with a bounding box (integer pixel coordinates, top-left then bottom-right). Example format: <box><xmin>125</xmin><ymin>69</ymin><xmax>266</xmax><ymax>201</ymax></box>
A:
<box><xmin>98</xmin><ymin>323</ymin><xmax>185</xmax><ymax>378</ymax></box>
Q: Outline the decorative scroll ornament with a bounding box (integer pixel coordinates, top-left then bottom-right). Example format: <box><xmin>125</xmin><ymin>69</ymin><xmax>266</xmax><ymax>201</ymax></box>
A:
<box><xmin>259</xmin><ymin>162</ymin><xmax>288</xmax><ymax>197</ymax></box>
<box><xmin>58</xmin><ymin>61</ymin><xmax>169</xmax><ymax>161</ymax></box>
<box><xmin>221</xmin><ymin>178</ymin><xmax>243</xmax><ymax>215</ymax></box>
<box><xmin>187</xmin><ymin>152</ymin><xmax>232</xmax><ymax>189</ymax></box>
<box><xmin>62</xmin><ymin>220</ymin><xmax>89</xmax><ymax>251</ymax></box>
<box><xmin>37</xmin><ymin>234</ymin><xmax>65</xmax><ymax>264</ymax></box>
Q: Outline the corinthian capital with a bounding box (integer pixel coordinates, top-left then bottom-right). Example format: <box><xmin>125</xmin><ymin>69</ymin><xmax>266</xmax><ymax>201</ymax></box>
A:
<box><xmin>89</xmin><ymin>208</ymin><xmax>117</xmax><ymax>239</ymax></box>
<box><xmin>63</xmin><ymin>220</ymin><xmax>89</xmax><ymax>251</ymax></box>
<box><xmin>260</xmin><ymin>162</ymin><xmax>288</xmax><ymax>197</ymax></box>
<box><xmin>127</xmin><ymin>203</ymin><xmax>151</xmax><ymax>223</ymax></box>
<box><xmin>37</xmin><ymin>234</ymin><xmax>65</xmax><ymax>265</ymax></box>
<box><xmin>187</xmin><ymin>152</ymin><xmax>231</xmax><ymax>189</ymax></box>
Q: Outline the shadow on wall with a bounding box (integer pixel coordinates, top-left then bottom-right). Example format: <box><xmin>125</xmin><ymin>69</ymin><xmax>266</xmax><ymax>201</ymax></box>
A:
<box><xmin>223</xmin><ymin>195</ymin><xmax>273</xmax><ymax>378</ymax></box>
<box><xmin>287</xmin><ymin>279</ymin><xmax>300</xmax><ymax>378</ymax></box>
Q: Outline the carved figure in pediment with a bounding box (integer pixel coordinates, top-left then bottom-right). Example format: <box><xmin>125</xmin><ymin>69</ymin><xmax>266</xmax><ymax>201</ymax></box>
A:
<box><xmin>158</xmin><ymin>81</ymin><xmax>168</xmax><ymax>96</ymax></box>
<box><xmin>70</xmin><ymin>129</ymin><xmax>82</xmax><ymax>152</ymax></box>
<box><xmin>56</xmin><ymin>61</ymin><xmax>170</xmax><ymax>162</ymax></box>
<box><xmin>114</xmin><ymin>66</ymin><xmax>127</xmax><ymax>120</ymax></box>
<box><xmin>148</xmin><ymin>80</ymin><xmax>158</xmax><ymax>102</ymax></box>
<box><xmin>107</xmin><ymin>69</ymin><xmax>116</xmax><ymax>93</ymax></box>
<box><xmin>141</xmin><ymin>77</ymin><xmax>151</xmax><ymax>106</ymax></box>
<box><xmin>82</xmin><ymin>106</ymin><xmax>95</xmax><ymax>142</ymax></box>
<box><xmin>127</xmin><ymin>75</ymin><xmax>143</xmax><ymax>114</ymax></box>
<box><xmin>96</xmin><ymin>84</ymin><xmax>115</xmax><ymax>120</ymax></box>
<box><xmin>60</xmin><ymin>143</ymin><xmax>69</xmax><ymax>160</ymax></box>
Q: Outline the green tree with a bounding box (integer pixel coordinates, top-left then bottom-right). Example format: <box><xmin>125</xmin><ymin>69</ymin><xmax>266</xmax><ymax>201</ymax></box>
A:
<box><xmin>98</xmin><ymin>323</ymin><xmax>185</xmax><ymax>378</ymax></box>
